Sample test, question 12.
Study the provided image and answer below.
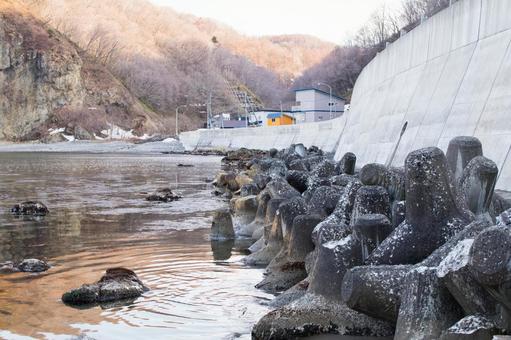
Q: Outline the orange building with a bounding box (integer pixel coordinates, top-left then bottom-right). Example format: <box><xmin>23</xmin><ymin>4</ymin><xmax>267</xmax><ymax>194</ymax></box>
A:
<box><xmin>267</xmin><ymin>113</ymin><xmax>295</xmax><ymax>126</ymax></box>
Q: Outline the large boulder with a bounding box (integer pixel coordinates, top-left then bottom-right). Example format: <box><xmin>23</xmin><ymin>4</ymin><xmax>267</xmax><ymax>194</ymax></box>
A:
<box><xmin>62</xmin><ymin>268</ymin><xmax>149</xmax><ymax>306</ymax></box>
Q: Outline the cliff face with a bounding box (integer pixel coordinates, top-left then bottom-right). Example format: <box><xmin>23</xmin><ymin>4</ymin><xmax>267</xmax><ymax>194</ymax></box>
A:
<box><xmin>0</xmin><ymin>1</ymin><xmax>155</xmax><ymax>141</ymax></box>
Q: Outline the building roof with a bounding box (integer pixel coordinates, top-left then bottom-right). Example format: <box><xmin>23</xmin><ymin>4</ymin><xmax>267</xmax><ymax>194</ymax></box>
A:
<box><xmin>292</xmin><ymin>109</ymin><xmax>344</xmax><ymax>113</ymax></box>
<box><xmin>294</xmin><ymin>88</ymin><xmax>346</xmax><ymax>101</ymax></box>
<box><xmin>254</xmin><ymin>109</ymin><xmax>293</xmax><ymax>113</ymax></box>
<box><xmin>267</xmin><ymin>112</ymin><xmax>294</xmax><ymax>119</ymax></box>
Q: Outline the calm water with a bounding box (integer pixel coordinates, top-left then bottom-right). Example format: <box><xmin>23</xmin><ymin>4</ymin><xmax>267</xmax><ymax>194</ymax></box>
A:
<box><xmin>0</xmin><ymin>153</ymin><xmax>272</xmax><ymax>340</ymax></box>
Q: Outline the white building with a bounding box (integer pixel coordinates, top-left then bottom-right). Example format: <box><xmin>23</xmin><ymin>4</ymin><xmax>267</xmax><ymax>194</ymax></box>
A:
<box><xmin>291</xmin><ymin>88</ymin><xmax>345</xmax><ymax>123</ymax></box>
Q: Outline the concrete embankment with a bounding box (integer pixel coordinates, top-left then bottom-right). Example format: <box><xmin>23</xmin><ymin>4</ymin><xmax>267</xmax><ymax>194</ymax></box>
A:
<box><xmin>180</xmin><ymin>117</ymin><xmax>346</xmax><ymax>155</ymax></box>
<box><xmin>180</xmin><ymin>0</ymin><xmax>511</xmax><ymax>190</ymax></box>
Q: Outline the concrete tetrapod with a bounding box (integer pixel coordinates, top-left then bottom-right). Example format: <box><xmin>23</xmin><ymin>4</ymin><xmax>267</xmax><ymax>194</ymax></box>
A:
<box><xmin>254</xmin><ymin>214</ymin><xmax>322</xmax><ymax>293</ymax></box>
<box><xmin>458</xmin><ymin>156</ymin><xmax>498</xmax><ymax>222</ymax></box>
<box><xmin>336</xmin><ymin>152</ymin><xmax>356</xmax><ymax>175</ymax></box>
<box><xmin>437</xmin><ymin>239</ymin><xmax>496</xmax><ymax>316</ymax></box>
<box><xmin>268</xmin><ymin>214</ymin><xmax>353</xmax><ymax>308</ymax></box>
<box><xmin>395</xmin><ymin>267</ymin><xmax>463</xmax><ymax>340</ymax></box>
<box><xmin>350</xmin><ymin>185</ymin><xmax>391</xmax><ymax>228</ymax></box>
<box><xmin>210</xmin><ymin>209</ymin><xmax>235</xmax><ymax>240</ymax></box>
<box><xmin>332</xmin><ymin>179</ymin><xmax>363</xmax><ymax>226</ymax></box>
<box><xmin>352</xmin><ymin>213</ymin><xmax>393</xmax><ymax>261</ymax></box>
<box><xmin>391</xmin><ymin>200</ymin><xmax>406</xmax><ymax>228</ymax></box>
<box><xmin>285</xmin><ymin>170</ymin><xmax>308</xmax><ymax>193</ymax></box>
<box><xmin>307</xmin><ymin>185</ymin><xmax>343</xmax><ymax>218</ymax></box>
<box><xmin>243</xmin><ymin>198</ymin><xmax>285</xmax><ymax>266</ymax></box>
<box><xmin>265</xmin><ymin>177</ymin><xmax>301</xmax><ymax>201</ymax></box>
<box><xmin>255</xmin><ymin>197</ymin><xmax>309</xmax><ymax>293</ymax></box>
<box><xmin>252</xmin><ymin>235</ymin><xmax>393</xmax><ymax>340</ymax></box>
<box><xmin>359</xmin><ymin>163</ymin><xmax>406</xmax><ymax>203</ymax></box>
<box><xmin>368</xmin><ymin>147</ymin><xmax>474</xmax><ymax>265</ymax></box>
<box><xmin>238</xmin><ymin>190</ymin><xmax>270</xmax><ymax>238</ymax></box>
<box><xmin>440</xmin><ymin>315</ymin><xmax>499</xmax><ymax>340</ymax></box>
<box><xmin>468</xmin><ymin>225</ymin><xmax>511</xmax><ymax>287</ymax></box>
<box><xmin>446</xmin><ymin>136</ymin><xmax>483</xmax><ymax>183</ymax></box>
<box><xmin>421</xmin><ymin>219</ymin><xmax>491</xmax><ymax>267</ymax></box>
<box><xmin>341</xmin><ymin>264</ymin><xmax>412</xmax><ymax>322</ymax></box>
<box><xmin>231</xmin><ymin>195</ymin><xmax>258</xmax><ymax>235</ymax></box>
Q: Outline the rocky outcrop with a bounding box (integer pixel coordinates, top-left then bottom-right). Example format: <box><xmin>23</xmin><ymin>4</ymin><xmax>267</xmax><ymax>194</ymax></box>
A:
<box><xmin>0</xmin><ymin>2</ymin><xmax>155</xmax><ymax>141</ymax></box>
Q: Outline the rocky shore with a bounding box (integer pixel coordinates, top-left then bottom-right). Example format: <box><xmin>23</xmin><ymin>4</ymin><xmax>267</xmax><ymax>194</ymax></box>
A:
<box><xmin>211</xmin><ymin>138</ymin><xmax>511</xmax><ymax>339</ymax></box>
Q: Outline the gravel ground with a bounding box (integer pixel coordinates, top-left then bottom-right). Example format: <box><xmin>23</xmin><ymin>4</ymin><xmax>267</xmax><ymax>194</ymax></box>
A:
<box><xmin>0</xmin><ymin>140</ymin><xmax>186</xmax><ymax>154</ymax></box>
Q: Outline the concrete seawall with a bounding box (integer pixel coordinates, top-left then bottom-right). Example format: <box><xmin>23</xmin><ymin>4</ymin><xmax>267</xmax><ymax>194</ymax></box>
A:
<box><xmin>180</xmin><ymin>116</ymin><xmax>347</xmax><ymax>154</ymax></box>
<box><xmin>180</xmin><ymin>0</ymin><xmax>511</xmax><ymax>189</ymax></box>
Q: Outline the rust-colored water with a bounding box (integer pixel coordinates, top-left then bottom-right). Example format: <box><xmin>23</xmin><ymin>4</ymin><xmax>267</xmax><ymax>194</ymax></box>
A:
<box><xmin>0</xmin><ymin>153</ymin><xmax>271</xmax><ymax>340</ymax></box>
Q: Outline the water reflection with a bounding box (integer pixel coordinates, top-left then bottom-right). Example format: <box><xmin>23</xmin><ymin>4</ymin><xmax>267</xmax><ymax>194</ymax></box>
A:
<box><xmin>210</xmin><ymin>239</ymin><xmax>252</xmax><ymax>262</ymax></box>
<box><xmin>0</xmin><ymin>153</ymin><xmax>272</xmax><ymax>339</ymax></box>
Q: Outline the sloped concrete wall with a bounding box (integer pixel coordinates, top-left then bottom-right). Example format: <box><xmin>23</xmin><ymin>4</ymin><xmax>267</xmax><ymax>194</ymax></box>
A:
<box><xmin>335</xmin><ymin>0</ymin><xmax>511</xmax><ymax>189</ymax></box>
<box><xmin>181</xmin><ymin>0</ymin><xmax>511</xmax><ymax>189</ymax></box>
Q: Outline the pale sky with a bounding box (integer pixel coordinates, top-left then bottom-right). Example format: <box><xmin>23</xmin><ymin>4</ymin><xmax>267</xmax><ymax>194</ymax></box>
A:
<box><xmin>149</xmin><ymin>0</ymin><xmax>403</xmax><ymax>44</ymax></box>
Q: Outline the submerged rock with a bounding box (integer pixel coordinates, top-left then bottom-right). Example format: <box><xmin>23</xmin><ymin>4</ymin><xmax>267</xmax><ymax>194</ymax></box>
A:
<box><xmin>11</xmin><ymin>201</ymin><xmax>49</xmax><ymax>216</ymax></box>
<box><xmin>17</xmin><ymin>259</ymin><xmax>50</xmax><ymax>273</ymax></box>
<box><xmin>0</xmin><ymin>261</ymin><xmax>19</xmax><ymax>273</ymax></box>
<box><xmin>146</xmin><ymin>188</ymin><xmax>181</xmax><ymax>202</ymax></box>
<box><xmin>62</xmin><ymin>268</ymin><xmax>148</xmax><ymax>306</ymax></box>
<box><xmin>211</xmin><ymin>209</ymin><xmax>235</xmax><ymax>240</ymax></box>
<box><xmin>0</xmin><ymin>259</ymin><xmax>50</xmax><ymax>273</ymax></box>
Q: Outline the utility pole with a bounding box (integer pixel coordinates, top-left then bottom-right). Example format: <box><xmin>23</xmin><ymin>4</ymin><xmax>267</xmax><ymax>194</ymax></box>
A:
<box><xmin>318</xmin><ymin>82</ymin><xmax>333</xmax><ymax>120</ymax></box>
<box><xmin>175</xmin><ymin>105</ymin><xmax>186</xmax><ymax>138</ymax></box>
<box><xmin>245</xmin><ymin>95</ymin><xmax>249</xmax><ymax>128</ymax></box>
<box><xmin>207</xmin><ymin>92</ymin><xmax>212</xmax><ymax>129</ymax></box>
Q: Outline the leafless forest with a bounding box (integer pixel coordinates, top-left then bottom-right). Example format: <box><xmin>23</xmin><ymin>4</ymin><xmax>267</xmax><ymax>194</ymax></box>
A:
<box><xmin>27</xmin><ymin>0</ymin><xmax>451</xmax><ymax>129</ymax></box>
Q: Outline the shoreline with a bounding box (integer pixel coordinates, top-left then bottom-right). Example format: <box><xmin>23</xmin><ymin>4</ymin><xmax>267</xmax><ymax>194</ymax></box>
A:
<box><xmin>0</xmin><ymin>140</ymin><xmax>188</xmax><ymax>154</ymax></box>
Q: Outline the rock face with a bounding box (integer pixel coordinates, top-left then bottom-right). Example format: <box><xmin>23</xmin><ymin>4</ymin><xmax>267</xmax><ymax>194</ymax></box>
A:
<box><xmin>0</xmin><ymin>2</ymin><xmax>155</xmax><ymax>141</ymax></box>
<box><xmin>62</xmin><ymin>268</ymin><xmax>148</xmax><ymax>306</ymax></box>
<box><xmin>11</xmin><ymin>201</ymin><xmax>49</xmax><ymax>216</ymax></box>
<box><xmin>212</xmin><ymin>137</ymin><xmax>511</xmax><ymax>339</ymax></box>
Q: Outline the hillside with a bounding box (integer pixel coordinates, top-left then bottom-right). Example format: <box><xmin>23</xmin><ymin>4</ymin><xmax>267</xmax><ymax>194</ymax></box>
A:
<box><xmin>0</xmin><ymin>0</ymin><xmax>158</xmax><ymax>141</ymax></box>
<box><xmin>14</xmin><ymin>0</ymin><xmax>335</xmax><ymax>128</ymax></box>
<box><xmin>0</xmin><ymin>0</ymin><xmax>337</xmax><ymax>141</ymax></box>
<box><xmin>25</xmin><ymin>0</ymin><xmax>334</xmax><ymax>78</ymax></box>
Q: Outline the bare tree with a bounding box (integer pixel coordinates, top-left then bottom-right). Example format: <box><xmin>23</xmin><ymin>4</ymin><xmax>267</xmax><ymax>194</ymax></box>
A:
<box><xmin>82</xmin><ymin>25</ymin><xmax>122</xmax><ymax>65</ymax></box>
